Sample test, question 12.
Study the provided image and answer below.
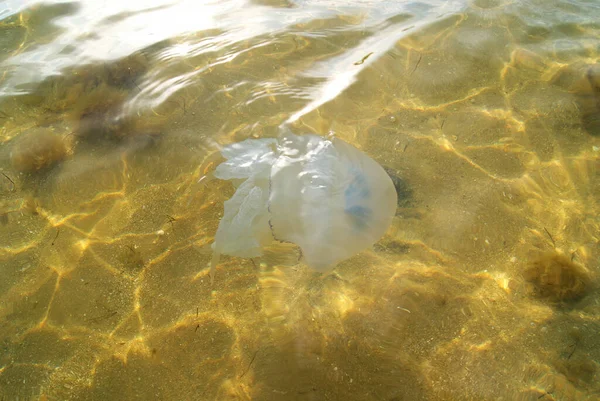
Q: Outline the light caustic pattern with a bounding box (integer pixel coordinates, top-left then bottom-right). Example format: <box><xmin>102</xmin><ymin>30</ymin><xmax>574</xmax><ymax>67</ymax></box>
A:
<box><xmin>1</xmin><ymin>0</ymin><xmax>600</xmax><ymax>400</ymax></box>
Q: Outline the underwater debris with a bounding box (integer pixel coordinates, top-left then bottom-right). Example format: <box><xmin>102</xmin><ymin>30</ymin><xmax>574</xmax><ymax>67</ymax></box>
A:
<box><xmin>120</xmin><ymin>244</ymin><xmax>145</xmax><ymax>271</ymax></box>
<box><xmin>410</xmin><ymin>54</ymin><xmax>422</xmax><ymax>75</ymax></box>
<box><xmin>22</xmin><ymin>195</ymin><xmax>40</xmax><ymax>215</ymax></box>
<box><xmin>354</xmin><ymin>52</ymin><xmax>374</xmax><ymax>65</ymax></box>
<box><xmin>1</xmin><ymin>172</ymin><xmax>16</xmax><ymax>191</ymax></box>
<box><xmin>51</xmin><ymin>227</ymin><xmax>60</xmax><ymax>246</ymax></box>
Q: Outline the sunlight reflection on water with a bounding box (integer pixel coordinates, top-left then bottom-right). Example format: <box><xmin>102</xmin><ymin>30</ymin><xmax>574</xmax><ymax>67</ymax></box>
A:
<box><xmin>1</xmin><ymin>0</ymin><xmax>463</xmax><ymax>116</ymax></box>
<box><xmin>1</xmin><ymin>0</ymin><xmax>600</xmax><ymax>400</ymax></box>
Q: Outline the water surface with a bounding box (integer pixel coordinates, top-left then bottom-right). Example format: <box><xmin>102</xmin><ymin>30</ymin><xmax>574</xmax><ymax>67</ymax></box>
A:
<box><xmin>1</xmin><ymin>0</ymin><xmax>600</xmax><ymax>400</ymax></box>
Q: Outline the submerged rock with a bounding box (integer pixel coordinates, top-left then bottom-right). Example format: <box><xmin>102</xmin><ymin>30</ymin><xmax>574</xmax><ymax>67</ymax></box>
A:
<box><xmin>10</xmin><ymin>128</ymin><xmax>68</xmax><ymax>173</ymax></box>
<box><xmin>71</xmin><ymin>84</ymin><xmax>130</xmax><ymax>142</ymax></box>
<box><xmin>524</xmin><ymin>250</ymin><xmax>594</xmax><ymax>302</ymax></box>
<box><xmin>581</xmin><ymin>64</ymin><xmax>600</xmax><ymax>136</ymax></box>
<box><xmin>383</xmin><ymin>166</ymin><xmax>412</xmax><ymax>207</ymax></box>
<box><xmin>573</xmin><ymin>63</ymin><xmax>600</xmax><ymax>136</ymax></box>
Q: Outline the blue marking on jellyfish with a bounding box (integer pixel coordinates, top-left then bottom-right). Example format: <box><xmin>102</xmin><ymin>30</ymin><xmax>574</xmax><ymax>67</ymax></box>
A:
<box><xmin>344</xmin><ymin>167</ymin><xmax>371</xmax><ymax>230</ymax></box>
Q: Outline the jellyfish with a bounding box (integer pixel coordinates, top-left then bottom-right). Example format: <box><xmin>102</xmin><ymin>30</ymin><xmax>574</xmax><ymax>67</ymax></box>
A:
<box><xmin>209</xmin><ymin>130</ymin><xmax>397</xmax><ymax>282</ymax></box>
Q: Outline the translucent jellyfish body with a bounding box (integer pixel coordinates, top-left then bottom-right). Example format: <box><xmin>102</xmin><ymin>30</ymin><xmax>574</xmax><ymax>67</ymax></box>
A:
<box><xmin>210</xmin><ymin>132</ymin><xmax>397</xmax><ymax>281</ymax></box>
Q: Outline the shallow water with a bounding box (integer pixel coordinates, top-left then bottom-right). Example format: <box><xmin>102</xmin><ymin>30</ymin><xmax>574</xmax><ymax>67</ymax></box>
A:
<box><xmin>1</xmin><ymin>0</ymin><xmax>600</xmax><ymax>399</ymax></box>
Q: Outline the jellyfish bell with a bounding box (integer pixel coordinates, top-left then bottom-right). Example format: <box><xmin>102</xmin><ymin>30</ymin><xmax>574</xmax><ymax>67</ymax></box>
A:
<box><xmin>269</xmin><ymin>132</ymin><xmax>397</xmax><ymax>272</ymax></box>
<box><xmin>209</xmin><ymin>138</ymin><xmax>277</xmax><ymax>280</ymax></box>
<box><xmin>209</xmin><ymin>131</ymin><xmax>397</xmax><ymax>282</ymax></box>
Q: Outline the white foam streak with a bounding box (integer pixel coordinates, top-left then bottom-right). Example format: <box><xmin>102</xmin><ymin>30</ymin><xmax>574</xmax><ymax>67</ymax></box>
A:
<box><xmin>286</xmin><ymin>1</ymin><xmax>463</xmax><ymax>124</ymax></box>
